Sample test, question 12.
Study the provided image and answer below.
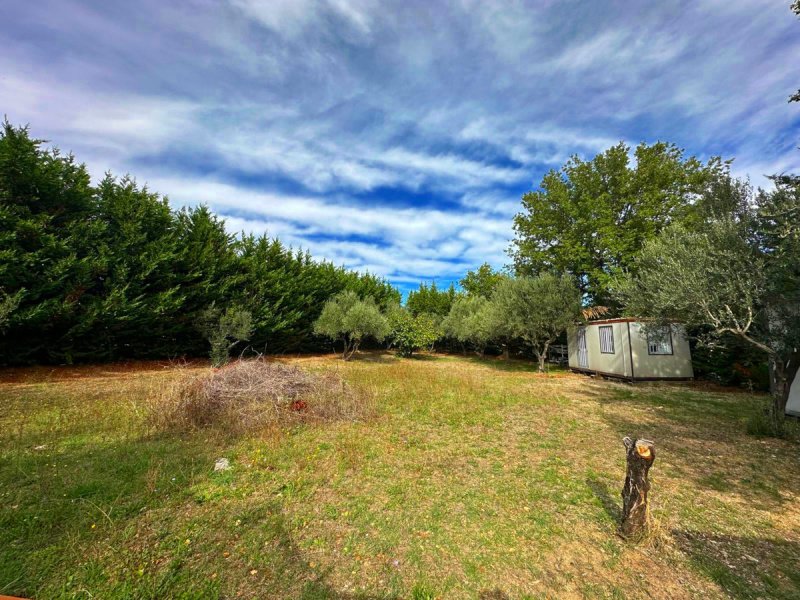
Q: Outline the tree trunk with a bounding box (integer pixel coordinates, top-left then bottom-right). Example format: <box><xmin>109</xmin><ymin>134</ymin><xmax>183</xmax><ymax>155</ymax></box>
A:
<box><xmin>771</xmin><ymin>352</ymin><xmax>799</xmax><ymax>416</ymax></box>
<box><xmin>341</xmin><ymin>337</ymin><xmax>354</xmax><ymax>360</ymax></box>
<box><xmin>345</xmin><ymin>340</ymin><xmax>360</xmax><ymax>361</ymax></box>
<box><xmin>502</xmin><ymin>345</ymin><xmax>509</xmax><ymax>360</ymax></box>
<box><xmin>620</xmin><ymin>437</ymin><xmax>656</xmax><ymax>538</ymax></box>
<box><xmin>540</xmin><ymin>341</ymin><xmax>551</xmax><ymax>373</ymax></box>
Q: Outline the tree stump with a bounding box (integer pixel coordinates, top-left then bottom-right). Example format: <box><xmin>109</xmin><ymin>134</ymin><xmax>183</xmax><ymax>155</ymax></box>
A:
<box><xmin>620</xmin><ymin>436</ymin><xmax>655</xmax><ymax>538</ymax></box>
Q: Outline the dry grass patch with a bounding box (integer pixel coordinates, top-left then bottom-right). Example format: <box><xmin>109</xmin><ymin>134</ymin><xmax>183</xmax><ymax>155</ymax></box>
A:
<box><xmin>150</xmin><ymin>358</ymin><xmax>373</xmax><ymax>432</ymax></box>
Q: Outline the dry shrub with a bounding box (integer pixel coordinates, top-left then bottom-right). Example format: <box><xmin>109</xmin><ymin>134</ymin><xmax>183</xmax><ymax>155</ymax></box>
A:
<box><xmin>150</xmin><ymin>358</ymin><xmax>372</xmax><ymax>432</ymax></box>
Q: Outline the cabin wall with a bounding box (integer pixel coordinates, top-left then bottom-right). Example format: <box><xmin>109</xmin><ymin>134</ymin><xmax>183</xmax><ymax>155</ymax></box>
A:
<box><xmin>628</xmin><ymin>322</ymin><xmax>694</xmax><ymax>379</ymax></box>
<box><xmin>568</xmin><ymin>322</ymin><xmax>632</xmax><ymax>377</ymax></box>
<box><xmin>567</xmin><ymin>328</ymin><xmax>579</xmax><ymax>369</ymax></box>
<box><xmin>568</xmin><ymin>321</ymin><xmax>694</xmax><ymax>380</ymax></box>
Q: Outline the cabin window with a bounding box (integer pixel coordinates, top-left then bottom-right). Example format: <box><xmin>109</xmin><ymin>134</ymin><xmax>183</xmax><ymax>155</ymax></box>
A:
<box><xmin>647</xmin><ymin>326</ymin><xmax>673</xmax><ymax>355</ymax></box>
<box><xmin>599</xmin><ymin>326</ymin><xmax>614</xmax><ymax>354</ymax></box>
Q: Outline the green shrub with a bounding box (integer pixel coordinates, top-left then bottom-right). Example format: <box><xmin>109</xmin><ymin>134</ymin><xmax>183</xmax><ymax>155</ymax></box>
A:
<box><xmin>388</xmin><ymin>308</ymin><xmax>441</xmax><ymax>357</ymax></box>
<box><xmin>197</xmin><ymin>306</ymin><xmax>253</xmax><ymax>367</ymax></box>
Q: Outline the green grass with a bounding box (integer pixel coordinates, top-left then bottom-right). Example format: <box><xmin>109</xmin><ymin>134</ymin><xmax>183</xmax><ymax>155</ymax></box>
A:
<box><xmin>1</xmin><ymin>354</ymin><xmax>799</xmax><ymax>599</ymax></box>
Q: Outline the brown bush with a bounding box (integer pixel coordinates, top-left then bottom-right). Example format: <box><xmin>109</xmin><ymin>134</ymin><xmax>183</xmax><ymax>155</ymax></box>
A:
<box><xmin>150</xmin><ymin>358</ymin><xmax>372</xmax><ymax>431</ymax></box>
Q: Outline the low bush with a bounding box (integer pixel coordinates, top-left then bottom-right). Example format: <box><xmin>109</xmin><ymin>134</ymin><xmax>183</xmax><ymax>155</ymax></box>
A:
<box><xmin>150</xmin><ymin>358</ymin><xmax>372</xmax><ymax>431</ymax></box>
<box><xmin>745</xmin><ymin>398</ymin><xmax>800</xmax><ymax>440</ymax></box>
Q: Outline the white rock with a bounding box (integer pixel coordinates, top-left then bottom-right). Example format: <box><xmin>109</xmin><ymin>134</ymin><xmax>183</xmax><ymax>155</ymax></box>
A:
<box><xmin>214</xmin><ymin>458</ymin><xmax>231</xmax><ymax>472</ymax></box>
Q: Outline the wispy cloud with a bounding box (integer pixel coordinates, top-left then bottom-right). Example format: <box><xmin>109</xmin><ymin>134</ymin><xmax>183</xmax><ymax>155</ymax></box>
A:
<box><xmin>2</xmin><ymin>0</ymin><xmax>799</xmax><ymax>291</ymax></box>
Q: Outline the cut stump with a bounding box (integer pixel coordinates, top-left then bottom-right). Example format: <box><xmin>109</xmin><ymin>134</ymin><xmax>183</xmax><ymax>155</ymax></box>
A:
<box><xmin>620</xmin><ymin>436</ymin><xmax>655</xmax><ymax>538</ymax></box>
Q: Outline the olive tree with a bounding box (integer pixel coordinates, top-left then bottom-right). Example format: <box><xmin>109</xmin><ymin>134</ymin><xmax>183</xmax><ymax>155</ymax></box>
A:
<box><xmin>616</xmin><ymin>177</ymin><xmax>800</xmax><ymax>428</ymax></box>
<box><xmin>442</xmin><ymin>295</ymin><xmax>494</xmax><ymax>357</ymax></box>
<box><xmin>491</xmin><ymin>274</ymin><xmax>582</xmax><ymax>371</ymax></box>
<box><xmin>197</xmin><ymin>305</ymin><xmax>253</xmax><ymax>367</ymax></box>
<box><xmin>314</xmin><ymin>291</ymin><xmax>389</xmax><ymax>360</ymax></box>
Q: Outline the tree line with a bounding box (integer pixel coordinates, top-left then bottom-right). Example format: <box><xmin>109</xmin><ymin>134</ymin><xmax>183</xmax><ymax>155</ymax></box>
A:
<box><xmin>0</xmin><ymin>122</ymin><xmax>399</xmax><ymax>365</ymax></box>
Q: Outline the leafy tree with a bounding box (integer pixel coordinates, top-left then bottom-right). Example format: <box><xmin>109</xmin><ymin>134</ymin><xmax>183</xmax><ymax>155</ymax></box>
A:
<box><xmin>510</xmin><ymin>142</ymin><xmax>727</xmax><ymax>306</ymax></box>
<box><xmin>0</xmin><ymin>289</ymin><xmax>22</xmax><ymax>333</ymax></box>
<box><xmin>388</xmin><ymin>307</ymin><xmax>441</xmax><ymax>358</ymax></box>
<box><xmin>174</xmin><ymin>205</ymin><xmax>241</xmax><ymax>354</ymax></box>
<box><xmin>459</xmin><ymin>263</ymin><xmax>507</xmax><ymax>298</ymax></box>
<box><xmin>406</xmin><ymin>281</ymin><xmax>457</xmax><ymax>317</ymax></box>
<box><xmin>86</xmin><ymin>174</ymin><xmax>184</xmax><ymax>359</ymax></box>
<box><xmin>442</xmin><ymin>295</ymin><xmax>494</xmax><ymax>356</ymax></box>
<box><xmin>314</xmin><ymin>291</ymin><xmax>389</xmax><ymax>360</ymax></box>
<box><xmin>491</xmin><ymin>274</ymin><xmax>582</xmax><ymax>372</ymax></box>
<box><xmin>616</xmin><ymin>177</ymin><xmax>800</xmax><ymax>431</ymax></box>
<box><xmin>0</xmin><ymin>122</ymin><xmax>401</xmax><ymax>364</ymax></box>
<box><xmin>0</xmin><ymin>121</ymin><xmax>103</xmax><ymax>363</ymax></box>
<box><xmin>197</xmin><ymin>305</ymin><xmax>253</xmax><ymax>367</ymax></box>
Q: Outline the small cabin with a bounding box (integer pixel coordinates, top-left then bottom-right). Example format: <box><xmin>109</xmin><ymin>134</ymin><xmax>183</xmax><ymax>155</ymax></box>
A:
<box><xmin>567</xmin><ymin>318</ymin><xmax>693</xmax><ymax>381</ymax></box>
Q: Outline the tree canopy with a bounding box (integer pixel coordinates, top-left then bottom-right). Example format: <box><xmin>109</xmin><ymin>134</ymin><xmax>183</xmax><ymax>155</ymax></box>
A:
<box><xmin>0</xmin><ymin>122</ymin><xmax>399</xmax><ymax>364</ymax></box>
<box><xmin>442</xmin><ymin>295</ymin><xmax>494</xmax><ymax>356</ymax></box>
<box><xmin>387</xmin><ymin>306</ymin><xmax>441</xmax><ymax>358</ymax></box>
<box><xmin>406</xmin><ymin>281</ymin><xmax>457</xmax><ymax>317</ymax></box>
<box><xmin>491</xmin><ymin>274</ymin><xmax>582</xmax><ymax>371</ymax></box>
<box><xmin>459</xmin><ymin>263</ymin><xmax>507</xmax><ymax>299</ymax></box>
<box><xmin>313</xmin><ymin>291</ymin><xmax>389</xmax><ymax>360</ymax></box>
<box><xmin>510</xmin><ymin>142</ymin><xmax>728</xmax><ymax>306</ymax></box>
<box><xmin>617</xmin><ymin>176</ymin><xmax>800</xmax><ymax>427</ymax></box>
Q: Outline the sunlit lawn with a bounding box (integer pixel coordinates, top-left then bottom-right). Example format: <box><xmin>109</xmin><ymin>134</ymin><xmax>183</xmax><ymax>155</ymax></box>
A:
<box><xmin>1</xmin><ymin>353</ymin><xmax>799</xmax><ymax>599</ymax></box>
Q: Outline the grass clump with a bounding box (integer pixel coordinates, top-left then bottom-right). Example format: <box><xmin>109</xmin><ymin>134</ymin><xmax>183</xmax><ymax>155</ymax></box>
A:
<box><xmin>746</xmin><ymin>398</ymin><xmax>800</xmax><ymax>440</ymax></box>
<box><xmin>151</xmin><ymin>358</ymin><xmax>372</xmax><ymax>431</ymax></box>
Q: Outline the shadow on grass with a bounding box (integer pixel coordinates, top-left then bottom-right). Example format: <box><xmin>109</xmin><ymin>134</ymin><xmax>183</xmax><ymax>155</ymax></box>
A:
<box><xmin>0</xmin><ymin>428</ymin><xmax>403</xmax><ymax>599</ymax></box>
<box><xmin>349</xmin><ymin>351</ymin><xmax>399</xmax><ymax>364</ymax></box>
<box><xmin>460</xmin><ymin>355</ymin><xmax>569</xmax><ymax>374</ymax></box>
<box><xmin>0</xmin><ymin>433</ymin><xmax>221</xmax><ymax>597</ymax></box>
<box><xmin>598</xmin><ymin>406</ymin><xmax>800</xmax><ymax>510</ymax></box>
<box><xmin>673</xmin><ymin>530</ymin><xmax>800</xmax><ymax>600</ymax></box>
<box><xmin>478</xmin><ymin>588</ymin><xmax>511</xmax><ymax>600</ymax></box>
<box><xmin>585</xmin><ymin>476</ymin><xmax>621</xmax><ymax>524</ymax></box>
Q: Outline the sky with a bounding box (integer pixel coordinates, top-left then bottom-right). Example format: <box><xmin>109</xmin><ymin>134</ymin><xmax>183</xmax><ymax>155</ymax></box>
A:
<box><xmin>2</xmin><ymin>1</ymin><xmax>799</xmax><ymax>296</ymax></box>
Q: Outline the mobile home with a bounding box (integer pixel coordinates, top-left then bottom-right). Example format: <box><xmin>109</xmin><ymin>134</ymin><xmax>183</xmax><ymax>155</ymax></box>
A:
<box><xmin>567</xmin><ymin>318</ymin><xmax>693</xmax><ymax>381</ymax></box>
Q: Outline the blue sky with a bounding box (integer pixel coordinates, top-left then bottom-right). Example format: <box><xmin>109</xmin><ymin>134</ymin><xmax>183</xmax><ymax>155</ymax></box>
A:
<box><xmin>2</xmin><ymin>1</ymin><xmax>799</xmax><ymax>295</ymax></box>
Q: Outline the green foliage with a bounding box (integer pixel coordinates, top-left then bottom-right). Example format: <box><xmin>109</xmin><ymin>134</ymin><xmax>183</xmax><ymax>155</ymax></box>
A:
<box><xmin>314</xmin><ymin>291</ymin><xmax>389</xmax><ymax>360</ymax></box>
<box><xmin>0</xmin><ymin>120</ymin><xmax>104</xmax><ymax>363</ymax></box>
<box><xmin>617</xmin><ymin>220</ymin><xmax>765</xmax><ymax>343</ymax></box>
<box><xmin>490</xmin><ymin>274</ymin><xmax>582</xmax><ymax>371</ymax></box>
<box><xmin>442</xmin><ymin>295</ymin><xmax>494</xmax><ymax>355</ymax></box>
<box><xmin>616</xmin><ymin>176</ymin><xmax>800</xmax><ymax>422</ymax></box>
<box><xmin>0</xmin><ymin>289</ymin><xmax>22</xmax><ymax>332</ymax></box>
<box><xmin>197</xmin><ymin>305</ymin><xmax>253</xmax><ymax>367</ymax></box>
<box><xmin>406</xmin><ymin>281</ymin><xmax>457</xmax><ymax>317</ymax></box>
<box><xmin>388</xmin><ymin>307</ymin><xmax>441</xmax><ymax>357</ymax></box>
<box><xmin>511</xmin><ymin>141</ymin><xmax>728</xmax><ymax>306</ymax></box>
<box><xmin>459</xmin><ymin>263</ymin><xmax>506</xmax><ymax>298</ymax></box>
<box><xmin>690</xmin><ymin>334</ymin><xmax>769</xmax><ymax>391</ymax></box>
<box><xmin>0</xmin><ymin>122</ymin><xmax>399</xmax><ymax>364</ymax></box>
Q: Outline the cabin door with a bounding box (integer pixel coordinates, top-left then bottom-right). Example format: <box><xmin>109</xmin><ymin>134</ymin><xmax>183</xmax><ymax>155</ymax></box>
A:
<box><xmin>577</xmin><ymin>327</ymin><xmax>588</xmax><ymax>368</ymax></box>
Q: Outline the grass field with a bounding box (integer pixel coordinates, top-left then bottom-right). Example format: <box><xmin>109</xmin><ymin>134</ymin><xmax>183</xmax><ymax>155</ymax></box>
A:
<box><xmin>1</xmin><ymin>353</ymin><xmax>799</xmax><ymax>599</ymax></box>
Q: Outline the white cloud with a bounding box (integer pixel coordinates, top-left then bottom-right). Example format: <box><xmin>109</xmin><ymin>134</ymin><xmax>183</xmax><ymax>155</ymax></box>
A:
<box><xmin>2</xmin><ymin>0</ymin><xmax>799</xmax><ymax>291</ymax></box>
<box><xmin>148</xmin><ymin>175</ymin><xmax>513</xmax><ymax>282</ymax></box>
